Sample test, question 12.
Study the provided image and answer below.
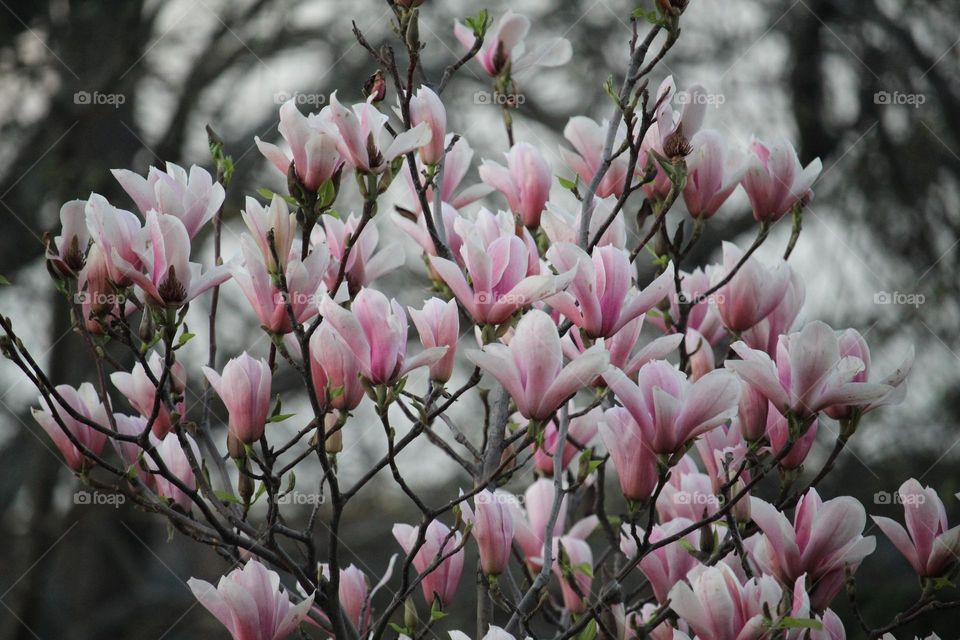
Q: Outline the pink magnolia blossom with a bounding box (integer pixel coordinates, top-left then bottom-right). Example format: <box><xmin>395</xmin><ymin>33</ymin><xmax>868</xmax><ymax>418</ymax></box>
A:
<box><xmin>149</xmin><ymin>431</ymin><xmax>201</xmax><ymax>510</ymax></box>
<box><xmin>319</xmin><ymin>213</ymin><xmax>403</xmax><ymax>294</ymax></box>
<box><xmin>599</xmin><ymin>407</ymin><xmax>659</xmax><ymax>501</ymax></box>
<box><xmin>454</xmin><ymin>11</ymin><xmax>572</xmax><ymax>78</ymax></box>
<box><xmin>83</xmin><ymin>194</ymin><xmax>143</xmax><ymax>286</ymax></box>
<box><xmin>450</xmin><ymin>626</ymin><xmax>521</xmax><ymax>640</ymax></box>
<box><xmin>742</xmin><ymin>138</ymin><xmax>822</xmax><ymax>222</ymax></box>
<box><xmin>256</xmin><ymin>99</ymin><xmax>343</xmax><ymax>192</ymax></box>
<box><xmin>203</xmin><ymin>353</ymin><xmax>272</xmax><ymax>444</ymax></box>
<box><xmin>49</xmin><ymin>199</ymin><xmax>90</xmax><ymax>276</ymax></box>
<box><xmin>552</xmin><ymin>536</ymin><xmax>593</xmax><ymax>613</ymax></box>
<box><xmin>32</xmin><ymin>383</ymin><xmax>108</xmax><ymax>471</ymax></box>
<box><xmin>564</xmin><ymin>316</ymin><xmax>682</xmax><ymax>380</ymax></box>
<box><xmin>317</xmin><ymin>563</ymin><xmax>369</xmax><ymax>634</ymax></box>
<box><xmin>732</xmin><ymin>384</ymin><xmax>769</xmax><ymax>442</ymax></box>
<box><xmin>467</xmin><ymin>310</ymin><xmax>610</xmax><ymax>421</ymax></box>
<box><xmin>188</xmin><ymin>559</ymin><xmax>315</xmax><ymax>640</ymax></box>
<box><xmin>113</xmin><ymin>210</ymin><xmax>231</xmax><ymax>308</ymax></box>
<box><xmin>668</xmin><ymin>563</ymin><xmax>788</xmax><ymax>640</ymax></box>
<box><xmin>741</xmin><ymin>266</ymin><xmax>806</xmax><ymax>357</ymax></box>
<box><xmin>393</xmin><ymin>202</ymin><xmax>465</xmax><ymax>269</ymax></box>
<box><xmin>112</xmin><ymin>162</ymin><xmax>224</xmax><ymax>238</ymax></box>
<box><xmin>658</xmin><ymin>466</ymin><xmax>720</xmax><ymax>523</ymax></box>
<box><xmin>683</xmin><ymin>129</ymin><xmax>746</xmax><ymax>219</ymax></box>
<box><xmin>823</xmin><ymin>328</ymin><xmax>914</xmax><ymax>420</ymax></box>
<box><xmin>430</xmin><ymin>211</ymin><xmax>571</xmax><ymax>326</ymax></box>
<box><xmin>392</xmin><ymin>520</ymin><xmax>464</xmax><ymax>607</ymax></box>
<box><xmin>110</xmin><ymin>352</ymin><xmax>186</xmax><ymax>437</ymax></box>
<box><xmin>507</xmin><ymin>479</ymin><xmax>598</xmax><ymax>571</ymax></box>
<box><xmin>766</xmin><ymin>408</ymin><xmax>819</xmax><ymax>470</ymax></box>
<box><xmin>462</xmin><ymin>489</ymin><xmax>515</xmax><ymax>575</ymax></box>
<box><xmin>319</xmin><ymin>288</ymin><xmax>446</xmax><ymax>385</ymax></box>
<box><xmin>685</xmin><ymin>328</ymin><xmax>715</xmax><ymax>381</ymax></box>
<box><xmin>408</xmin><ymin>86</ymin><xmax>447</xmax><ymax>165</ymax></box>
<box><xmin>646</xmin><ymin>267</ymin><xmax>727</xmax><ymax>346</ymax></box>
<box><xmin>872</xmin><ymin>478</ymin><xmax>960</xmax><ymax>578</ymax></box>
<box><xmin>111</xmin><ymin>413</ymin><xmax>147</xmax><ymax>469</ymax></box>
<box><xmin>231</xmin><ymin>234</ymin><xmax>328</xmax><ymax>334</ymax></box>
<box><xmin>241</xmin><ymin>195</ymin><xmax>298</xmax><ymax>272</ymax></box>
<box><xmin>320</xmin><ymin>92</ymin><xmax>431</xmax><ymax>175</ymax></box>
<box><xmin>409</xmin><ymin>297</ymin><xmax>459</xmax><ymax>383</ymax></box>
<box><xmin>603</xmin><ymin>360</ymin><xmax>741</xmax><ymax>454</ymax></box>
<box><xmin>560</xmin><ymin>116</ymin><xmax>630</xmax><ymax>198</ymax></box>
<box><xmin>530</xmin><ymin>406</ymin><xmax>600</xmax><ymax>475</ymax></box>
<box><xmin>479</xmin><ymin>143</ymin><xmax>552</xmax><ymax>228</ymax></box>
<box><xmin>308</xmin><ymin>323</ymin><xmax>365</xmax><ymax>412</ymax></box>
<box><xmin>749</xmin><ymin>489</ymin><xmax>875</xmax><ymax>610</ymax></box>
<box><xmin>640</xmin><ymin>77</ymin><xmax>708</xmax><ymax>199</ymax></box>
<box><xmin>712</xmin><ymin>242</ymin><xmax>791</xmax><ymax>332</ymax></box>
<box><xmin>725</xmin><ymin>321</ymin><xmax>898</xmax><ymax>420</ymax></box>
<box><xmin>546</xmin><ymin>242</ymin><xmax>676</xmax><ymax>339</ymax></box>
<box><xmin>623</xmin><ymin>517</ymin><xmax>700</xmax><ymax>603</ymax></box>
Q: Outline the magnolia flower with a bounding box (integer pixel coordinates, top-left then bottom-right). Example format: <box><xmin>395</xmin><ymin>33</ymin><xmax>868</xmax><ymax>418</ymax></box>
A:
<box><xmin>49</xmin><ymin>199</ymin><xmax>89</xmax><ymax>276</ymax></box>
<box><xmin>450</xmin><ymin>626</ymin><xmax>522</xmax><ymax>640</ymax></box>
<box><xmin>750</xmin><ymin>490</ymin><xmax>875</xmax><ymax>610</ymax></box>
<box><xmin>657</xmin><ymin>465</ymin><xmax>720</xmax><ymax>523</ymax></box>
<box><xmin>256</xmin><ymin>99</ymin><xmax>343</xmax><ymax>192</ymax></box>
<box><xmin>241</xmin><ymin>195</ymin><xmax>297</xmax><ymax>272</ymax></box>
<box><xmin>480</xmin><ymin>143</ymin><xmax>552</xmax><ymax>228</ymax></box>
<box><xmin>560</xmin><ymin>116</ymin><xmax>630</xmax><ymax>198</ymax></box>
<box><xmin>231</xmin><ymin>234</ymin><xmax>328</xmax><ymax>334</ymax></box>
<box><xmin>623</xmin><ymin>518</ymin><xmax>700</xmax><ymax>603</ymax></box>
<box><xmin>409</xmin><ymin>297</ymin><xmax>459</xmax><ymax>383</ymax></box>
<box><xmin>308</xmin><ymin>323</ymin><xmax>365</xmax><ymax>412</ymax></box>
<box><xmin>112</xmin><ymin>162</ymin><xmax>224</xmax><ymax>238</ymax></box>
<box><xmin>320</xmin><ymin>92</ymin><xmax>431</xmax><ymax>175</ymax></box>
<box><xmin>712</xmin><ymin>242</ymin><xmax>791</xmax><ymax>332</ymax></box>
<box><xmin>563</xmin><ymin>316</ymin><xmax>682</xmax><ymax>380</ymax></box>
<box><xmin>462</xmin><ymin>489</ymin><xmax>515</xmax><ymax>575</ymax></box>
<box><xmin>725</xmin><ymin>321</ymin><xmax>899</xmax><ymax>420</ymax></box>
<box><xmin>647</xmin><ymin>267</ymin><xmax>727</xmax><ymax>347</ymax></box>
<box><xmin>640</xmin><ymin>77</ymin><xmax>707</xmax><ymax>199</ymax></box>
<box><xmin>599</xmin><ymin>407</ymin><xmax>659</xmax><ymax>501</ymax></box>
<box><xmin>454</xmin><ymin>10</ymin><xmax>572</xmax><ymax>78</ymax></box>
<box><xmin>823</xmin><ymin>328</ymin><xmax>914</xmax><ymax>420</ymax></box>
<box><xmin>149</xmin><ymin>431</ymin><xmax>201</xmax><ymax>510</ymax></box>
<box><xmin>603</xmin><ymin>360</ymin><xmax>741</xmax><ymax>454</ymax></box>
<box><xmin>84</xmin><ymin>194</ymin><xmax>143</xmax><ymax>286</ymax></box>
<box><xmin>111</xmin><ymin>352</ymin><xmax>186</xmax><ymax>437</ymax></box>
<box><xmin>552</xmin><ymin>536</ymin><xmax>593</xmax><ymax>613</ymax></box>
<box><xmin>319</xmin><ymin>213</ymin><xmax>403</xmax><ymax>294</ymax></box>
<box><xmin>203</xmin><ymin>353</ymin><xmax>272</xmax><ymax>444</ymax></box>
<box><xmin>541</xmin><ymin>197</ymin><xmax>627</xmax><ymax>249</ymax></box>
<box><xmin>408</xmin><ymin>86</ymin><xmax>447</xmax><ymax>165</ymax></box>
<box><xmin>393</xmin><ymin>520</ymin><xmax>464</xmax><ymax>607</ymax></box>
<box><xmin>506</xmin><ymin>479</ymin><xmax>598</xmax><ymax>571</ymax></box>
<box><xmin>319</xmin><ymin>288</ymin><xmax>446</xmax><ymax>385</ymax></box>
<box><xmin>188</xmin><ymin>560</ymin><xmax>314</xmax><ymax>640</ymax></box>
<box><xmin>668</xmin><ymin>563</ymin><xmax>786</xmax><ymax>640</ymax></box>
<box><xmin>872</xmin><ymin>479</ymin><xmax>960</xmax><ymax>578</ymax></box>
<box><xmin>766</xmin><ymin>409</ymin><xmax>819</xmax><ymax>470</ymax></box>
<box><xmin>430</xmin><ymin>211</ymin><xmax>571</xmax><ymax>326</ymax></box>
<box><xmin>114</xmin><ymin>211</ymin><xmax>231</xmax><ymax>308</ymax></box>
<box><xmin>32</xmin><ymin>383</ymin><xmax>108</xmax><ymax>471</ymax></box>
<box><xmin>741</xmin><ymin>266</ymin><xmax>806</xmax><ymax>357</ymax></box>
<box><xmin>467</xmin><ymin>310</ymin><xmax>610</xmax><ymax>421</ymax></box>
<box><xmin>546</xmin><ymin>242</ymin><xmax>675</xmax><ymax>338</ymax></box>
<box><xmin>683</xmin><ymin>129</ymin><xmax>746</xmax><ymax>219</ymax></box>
<box><xmin>742</xmin><ymin>137</ymin><xmax>822</xmax><ymax>222</ymax></box>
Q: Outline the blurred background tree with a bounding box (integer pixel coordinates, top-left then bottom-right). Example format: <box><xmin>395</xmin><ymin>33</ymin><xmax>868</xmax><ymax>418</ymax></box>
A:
<box><xmin>0</xmin><ymin>0</ymin><xmax>956</xmax><ymax>637</ymax></box>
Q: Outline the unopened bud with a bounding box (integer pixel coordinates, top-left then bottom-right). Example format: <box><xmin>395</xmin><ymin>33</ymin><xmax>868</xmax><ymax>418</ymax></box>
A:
<box><xmin>404</xmin><ymin>596</ymin><xmax>419</xmax><ymax>632</ymax></box>
<box><xmin>395</xmin><ymin>0</ymin><xmax>426</xmax><ymax>7</ymax></box>
<box><xmin>239</xmin><ymin>471</ymin><xmax>254</xmax><ymax>505</ymax></box>
<box><xmin>227</xmin><ymin>431</ymin><xmax>246</xmax><ymax>461</ymax></box>
<box><xmin>364</xmin><ymin>70</ymin><xmax>387</xmax><ymax>104</ymax></box>
<box><xmin>324</xmin><ymin>411</ymin><xmax>343</xmax><ymax>453</ymax></box>
<box><xmin>657</xmin><ymin>0</ymin><xmax>688</xmax><ymax>16</ymax></box>
<box><xmin>139</xmin><ymin>311</ymin><xmax>155</xmax><ymax>343</ymax></box>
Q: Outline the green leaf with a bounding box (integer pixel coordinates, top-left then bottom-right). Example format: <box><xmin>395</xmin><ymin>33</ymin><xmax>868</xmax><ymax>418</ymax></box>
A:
<box><xmin>178</xmin><ymin>331</ymin><xmax>195</xmax><ymax>346</ymax></box>
<box><xmin>578</xmin><ymin>619</ymin><xmax>599</xmax><ymax>640</ymax></box>
<box><xmin>558</xmin><ymin>176</ymin><xmax>578</xmax><ymax>192</ymax></box>
<box><xmin>778</xmin><ymin>617</ymin><xmax>824</xmax><ymax>631</ymax></box>
<box><xmin>215</xmin><ymin>490</ymin><xmax>243</xmax><ymax>505</ymax></box>
<box><xmin>268</xmin><ymin>413</ymin><xmax>295</xmax><ymax>423</ymax></box>
<box><xmin>317</xmin><ymin>179</ymin><xmax>337</xmax><ymax>208</ymax></box>
<box><xmin>430</xmin><ymin>598</ymin><xmax>447</xmax><ymax>621</ymax></box>
<box><xmin>465</xmin><ymin>9</ymin><xmax>490</xmax><ymax>37</ymax></box>
<box><xmin>0</xmin><ymin>275</ymin><xmax>10</xmax><ymax>285</ymax></box>
<box><xmin>285</xmin><ymin>471</ymin><xmax>296</xmax><ymax>493</ymax></box>
<box><xmin>575</xmin><ymin>562</ymin><xmax>594</xmax><ymax>578</ymax></box>
<box><xmin>388</xmin><ymin>624</ymin><xmax>409</xmax><ymax>635</ymax></box>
